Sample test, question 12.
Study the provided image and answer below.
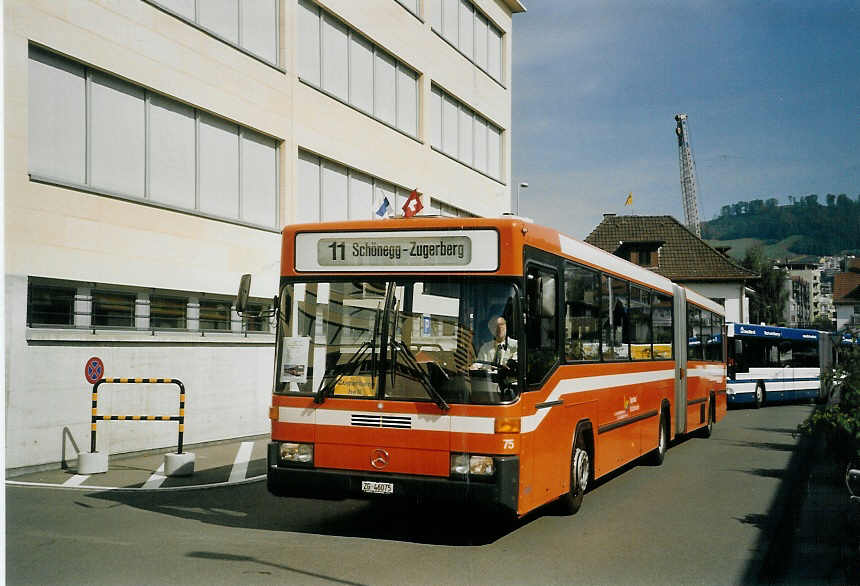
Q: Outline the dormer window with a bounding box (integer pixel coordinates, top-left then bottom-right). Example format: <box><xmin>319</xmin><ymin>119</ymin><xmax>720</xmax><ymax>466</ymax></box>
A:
<box><xmin>614</xmin><ymin>240</ymin><xmax>664</xmax><ymax>268</ymax></box>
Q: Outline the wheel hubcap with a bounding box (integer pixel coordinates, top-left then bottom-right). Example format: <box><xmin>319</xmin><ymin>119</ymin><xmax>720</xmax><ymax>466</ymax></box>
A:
<box><xmin>574</xmin><ymin>448</ymin><xmax>589</xmax><ymax>494</ymax></box>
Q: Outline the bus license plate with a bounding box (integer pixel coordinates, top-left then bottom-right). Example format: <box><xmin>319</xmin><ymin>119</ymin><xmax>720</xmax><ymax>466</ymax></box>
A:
<box><xmin>361</xmin><ymin>481</ymin><xmax>394</xmax><ymax>495</ymax></box>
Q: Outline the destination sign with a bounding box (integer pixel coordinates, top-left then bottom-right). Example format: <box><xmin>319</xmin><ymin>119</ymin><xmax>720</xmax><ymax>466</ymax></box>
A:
<box><xmin>320</xmin><ymin>236</ymin><xmax>471</xmax><ymax>267</ymax></box>
<box><xmin>730</xmin><ymin>323</ymin><xmax>819</xmax><ymax>341</ymax></box>
<box><xmin>295</xmin><ymin>229</ymin><xmax>499</xmax><ymax>272</ymax></box>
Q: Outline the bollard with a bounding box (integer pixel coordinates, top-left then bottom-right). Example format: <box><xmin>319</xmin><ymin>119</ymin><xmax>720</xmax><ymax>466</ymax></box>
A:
<box><xmin>87</xmin><ymin>378</ymin><xmax>193</xmax><ymax>476</ymax></box>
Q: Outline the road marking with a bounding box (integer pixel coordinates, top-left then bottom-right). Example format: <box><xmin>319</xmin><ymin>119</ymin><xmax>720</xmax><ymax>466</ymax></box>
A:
<box><xmin>142</xmin><ymin>463</ymin><xmax>167</xmax><ymax>489</ymax></box>
<box><xmin>63</xmin><ymin>474</ymin><xmax>90</xmax><ymax>487</ymax></box>
<box><xmin>229</xmin><ymin>441</ymin><xmax>254</xmax><ymax>484</ymax></box>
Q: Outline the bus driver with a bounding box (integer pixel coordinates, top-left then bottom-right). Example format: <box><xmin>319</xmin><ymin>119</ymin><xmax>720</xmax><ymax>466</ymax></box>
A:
<box><xmin>474</xmin><ymin>315</ymin><xmax>518</xmax><ymax>369</ymax></box>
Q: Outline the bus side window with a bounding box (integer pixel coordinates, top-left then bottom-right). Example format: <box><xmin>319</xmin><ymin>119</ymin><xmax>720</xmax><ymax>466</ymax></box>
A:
<box><xmin>526</xmin><ymin>266</ymin><xmax>559</xmax><ymax>385</ymax></box>
<box><xmin>733</xmin><ymin>339</ymin><xmax>747</xmax><ymax>372</ymax></box>
<box><xmin>778</xmin><ymin>340</ymin><xmax>792</xmax><ymax>367</ymax></box>
<box><xmin>564</xmin><ymin>263</ymin><xmax>600</xmax><ymax>361</ymax></box>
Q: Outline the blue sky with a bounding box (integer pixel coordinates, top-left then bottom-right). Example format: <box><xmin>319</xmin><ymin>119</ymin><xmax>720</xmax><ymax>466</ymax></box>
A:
<box><xmin>511</xmin><ymin>0</ymin><xmax>860</xmax><ymax>239</ymax></box>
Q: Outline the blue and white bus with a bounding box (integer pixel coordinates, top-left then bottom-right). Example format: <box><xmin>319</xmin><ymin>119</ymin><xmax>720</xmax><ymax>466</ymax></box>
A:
<box><xmin>726</xmin><ymin>323</ymin><xmax>833</xmax><ymax>408</ymax></box>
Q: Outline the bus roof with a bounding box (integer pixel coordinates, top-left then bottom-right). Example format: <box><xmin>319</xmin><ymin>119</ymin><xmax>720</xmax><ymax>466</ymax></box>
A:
<box><xmin>281</xmin><ymin>216</ymin><xmax>724</xmax><ymax>316</ymax></box>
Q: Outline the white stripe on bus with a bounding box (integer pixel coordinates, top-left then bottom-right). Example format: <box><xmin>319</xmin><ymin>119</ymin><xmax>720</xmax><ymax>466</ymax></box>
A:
<box><xmin>278</xmin><ymin>407</ymin><xmax>495</xmax><ymax>434</ymax></box>
<box><xmin>279</xmin><ymin>368</ymin><xmax>683</xmax><ymax>437</ymax></box>
<box><xmin>522</xmin><ymin>369</ymin><xmax>675</xmax><ymax>433</ymax></box>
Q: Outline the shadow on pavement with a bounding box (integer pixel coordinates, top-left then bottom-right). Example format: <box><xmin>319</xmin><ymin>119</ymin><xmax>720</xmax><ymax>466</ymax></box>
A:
<box><xmin>89</xmin><ymin>481</ymin><xmax>528</xmax><ymax>546</ymax></box>
<box><xmin>186</xmin><ymin>551</ymin><xmax>368</xmax><ymax>585</ymax></box>
<box><xmin>738</xmin><ymin>405</ymin><xmax>858</xmax><ymax>584</ymax></box>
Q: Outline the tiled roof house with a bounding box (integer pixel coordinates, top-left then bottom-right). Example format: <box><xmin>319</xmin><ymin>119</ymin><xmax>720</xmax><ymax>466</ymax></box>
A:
<box><xmin>584</xmin><ymin>214</ymin><xmax>758</xmax><ymax>322</ymax></box>
<box><xmin>834</xmin><ymin>258</ymin><xmax>860</xmax><ymax>331</ymax></box>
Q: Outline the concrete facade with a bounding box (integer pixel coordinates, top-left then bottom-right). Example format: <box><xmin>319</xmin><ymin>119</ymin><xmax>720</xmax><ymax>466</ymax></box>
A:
<box><xmin>5</xmin><ymin>0</ymin><xmax>524</xmax><ymax>470</ymax></box>
<box><xmin>681</xmin><ymin>281</ymin><xmax>749</xmax><ymax>324</ymax></box>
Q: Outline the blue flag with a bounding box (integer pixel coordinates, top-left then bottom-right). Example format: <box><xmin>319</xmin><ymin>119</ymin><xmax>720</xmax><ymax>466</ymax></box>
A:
<box><xmin>375</xmin><ymin>196</ymin><xmax>391</xmax><ymax>218</ymax></box>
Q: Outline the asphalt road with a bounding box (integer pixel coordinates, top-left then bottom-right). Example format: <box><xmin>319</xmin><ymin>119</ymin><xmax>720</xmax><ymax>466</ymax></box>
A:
<box><xmin>6</xmin><ymin>403</ymin><xmax>817</xmax><ymax>585</ymax></box>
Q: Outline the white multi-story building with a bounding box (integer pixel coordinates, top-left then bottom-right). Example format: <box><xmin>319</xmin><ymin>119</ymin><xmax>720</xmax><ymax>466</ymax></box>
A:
<box><xmin>779</xmin><ymin>257</ymin><xmax>824</xmax><ymax>327</ymax></box>
<box><xmin>4</xmin><ymin>0</ymin><xmax>526</xmax><ymax>471</ymax></box>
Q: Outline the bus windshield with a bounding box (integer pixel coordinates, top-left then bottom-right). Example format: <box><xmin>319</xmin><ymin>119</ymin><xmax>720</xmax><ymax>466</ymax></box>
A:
<box><xmin>275</xmin><ymin>278</ymin><xmax>521</xmax><ymax>405</ymax></box>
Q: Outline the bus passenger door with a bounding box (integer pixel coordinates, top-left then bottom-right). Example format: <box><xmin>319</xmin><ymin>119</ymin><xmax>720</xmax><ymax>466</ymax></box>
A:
<box><xmin>672</xmin><ymin>285</ymin><xmax>687</xmax><ymax>435</ymax></box>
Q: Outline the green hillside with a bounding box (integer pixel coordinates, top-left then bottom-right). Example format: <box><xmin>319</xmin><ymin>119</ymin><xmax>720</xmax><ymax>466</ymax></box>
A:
<box><xmin>701</xmin><ymin>193</ymin><xmax>860</xmax><ymax>257</ymax></box>
<box><xmin>705</xmin><ymin>236</ymin><xmax>804</xmax><ymax>261</ymax></box>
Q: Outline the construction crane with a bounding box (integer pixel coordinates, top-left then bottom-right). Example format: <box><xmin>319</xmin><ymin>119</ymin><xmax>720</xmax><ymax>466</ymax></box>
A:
<box><xmin>675</xmin><ymin>113</ymin><xmax>702</xmax><ymax>237</ymax></box>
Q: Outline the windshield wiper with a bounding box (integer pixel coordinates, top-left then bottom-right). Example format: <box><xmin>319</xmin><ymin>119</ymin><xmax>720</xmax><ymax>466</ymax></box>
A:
<box><xmin>389</xmin><ymin>338</ymin><xmax>450</xmax><ymax>411</ymax></box>
<box><xmin>315</xmin><ymin>303</ymin><xmax>381</xmax><ymax>405</ymax></box>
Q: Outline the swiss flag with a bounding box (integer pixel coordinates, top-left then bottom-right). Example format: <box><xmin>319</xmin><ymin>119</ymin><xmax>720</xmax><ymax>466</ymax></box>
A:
<box><xmin>402</xmin><ymin>189</ymin><xmax>423</xmax><ymax>218</ymax></box>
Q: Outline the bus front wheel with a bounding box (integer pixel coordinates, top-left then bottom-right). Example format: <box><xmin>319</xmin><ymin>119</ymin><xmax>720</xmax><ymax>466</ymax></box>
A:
<box><xmin>754</xmin><ymin>383</ymin><xmax>765</xmax><ymax>409</ymax></box>
<box><xmin>559</xmin><ymin>432</ymin><xmax>590</xmax><ymax>515</ymax></box>
<box><xmin>651</xmin><ymin>409</ymin><xmax>668</xmax><ymax>465</ymax></box>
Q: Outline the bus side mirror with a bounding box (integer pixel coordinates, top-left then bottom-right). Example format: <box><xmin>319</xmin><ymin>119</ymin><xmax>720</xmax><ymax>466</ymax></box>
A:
<box><xmin>236</xmin><ymin>274</ymin><xmax>251</xmax><ymax>314</ymax></box>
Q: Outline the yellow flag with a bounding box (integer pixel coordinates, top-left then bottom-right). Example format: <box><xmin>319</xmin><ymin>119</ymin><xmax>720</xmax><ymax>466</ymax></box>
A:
<box><xmin>624</xmin><ymin>192</ymin><xmax>633</xmax><ymax>206</ymax></box>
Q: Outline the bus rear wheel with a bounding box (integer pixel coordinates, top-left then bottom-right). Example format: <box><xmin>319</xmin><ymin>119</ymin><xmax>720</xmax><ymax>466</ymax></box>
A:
<box><xmin>699</xmin><ymin>397</ymin><xmax>714</xmax><ymax>438</ymax></box>
<box><xmin>754</xmin><ymin>382</ymin><xmax>765</xmax><ymax>409</ymax></box>
<box><xmin>651</xmin><ymin>410</ymin><xmax>668</xmax><ymax>465</ymax></box>
<box><xmin>558</xmin><ymin>432</ymin><xmax>590</xmax><ymax>515</ymax></box>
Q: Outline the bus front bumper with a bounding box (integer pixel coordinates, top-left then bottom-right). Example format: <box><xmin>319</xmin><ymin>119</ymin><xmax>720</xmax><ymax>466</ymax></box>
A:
<box><xmin>267</xmin><ymin>443</ymin><xmax>519</xmax><ymax>513</ymax></box>
<box><xmin>727</xmin><ymin>391</ymin><xmax>755</xmax><ymax>404</ymax></box>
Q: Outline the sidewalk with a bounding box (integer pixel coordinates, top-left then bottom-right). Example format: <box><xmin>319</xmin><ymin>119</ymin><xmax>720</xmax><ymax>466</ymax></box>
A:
<box><xmin>785</xmin><ymin>435</ymin><xmax>860</xmax><ymax>583</ymax></box>
<box><xmin>5</xmin><ymin>435</ymin><xmax>269</xmax><ymax>491</ymax></box>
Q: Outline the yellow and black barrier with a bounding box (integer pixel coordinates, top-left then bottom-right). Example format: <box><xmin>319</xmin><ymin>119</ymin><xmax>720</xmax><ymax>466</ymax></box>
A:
<box><xmin>90</xmin><ymin>377</ymin><xmax>186</xmax><ymax>455</ymax></box>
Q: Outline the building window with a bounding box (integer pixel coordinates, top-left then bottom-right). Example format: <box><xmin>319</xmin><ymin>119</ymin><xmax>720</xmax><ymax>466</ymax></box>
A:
<box><xmin>616</xmin><ymin>241</ymin><xmax>662</xmax><ymax>268</ymax></box>
<box><xmin>297</xmin><ymin>150</ymin><xmax>471</xmax><ymax>222</ymax></box>
<box><xmin>199</xmin><ymin>300</ymin><xmax>232</xmax><ymax>330</ymax></box>
<box><xmin>147</xmin><ymin>0</ymin><xmax>279</xmax><ymax>66</ymax></box>
<box><xmin>395</xmin><ymin>0</ymin><xmax>419</xmax><ymax>17</ymax></box>
<box><xmin>92</xmin><ymin>291</ymin><xmax>136</xmax><ymax>327</ymax></box>
<box><xmin>27</xmin><ymin>284</ymin><xmax>76</xmax><ymax>326</ymax></box>
<box><xmin>429</xmin><ymin>0</ymin><xmax>504</xmax><ymax>83</ymax></box>
<box><xmin>430</xmin><ymin>85</ymin><xmax>504</xmax><ymax>181</ymax></box>
<box><xmin>28</xmin><ymin>45</ymin><xmax>280</xmax><ymax>230</ymax></box>
<box><xmin>150</xmin><ymin>296</ymin><xmax>187</xmax><ymax>329</ymax></box>
<box><xmin>26</xmin><ymin>279</ymin><xmax>274</xmax><ymax>335</ymax></box>
<box><xmin>297</xmin><ymin>0</ymin><xmax>419</xmax><ymax>139</ymax></box>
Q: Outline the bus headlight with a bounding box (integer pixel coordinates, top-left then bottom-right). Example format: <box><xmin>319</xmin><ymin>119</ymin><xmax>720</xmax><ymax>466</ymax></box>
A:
<box><xmin>450</xmin><ymin>454</ymin><xmax>494</xmax><ymax>476</ymax></box>
<box><xmin>469</xmin><ymin>455</ymin><xmax>494</xmax><ymax>476</ymax></box>
<box><xmin>279</xmin><ymin>442</ymin><xmax>313</xmax><ymax>464</ymax></box>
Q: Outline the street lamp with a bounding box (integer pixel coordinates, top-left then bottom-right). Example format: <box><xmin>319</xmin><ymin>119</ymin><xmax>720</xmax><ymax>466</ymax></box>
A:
<box><xmin>516</xmin><ymin>182</ymin><xmax>528</xmax><ymax>215</ymax></box>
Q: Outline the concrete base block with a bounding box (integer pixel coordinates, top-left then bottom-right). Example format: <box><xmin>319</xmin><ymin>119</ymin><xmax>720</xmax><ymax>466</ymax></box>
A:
<box><xmin>164</xmin><ymin>452</ymin><xmax>195</xmax><ymax>476</ymax></box>
<box><xmin>78</xmin><ymin>451</ymin><xmax>109</xmax><ymax>474</ymax></box>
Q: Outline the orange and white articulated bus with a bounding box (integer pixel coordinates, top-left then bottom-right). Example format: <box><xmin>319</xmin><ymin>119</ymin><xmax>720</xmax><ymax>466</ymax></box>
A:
<box><xmin>240</xmin><ymin>216</ymin><xmax>726</xmax><ymax>518</ymax></box>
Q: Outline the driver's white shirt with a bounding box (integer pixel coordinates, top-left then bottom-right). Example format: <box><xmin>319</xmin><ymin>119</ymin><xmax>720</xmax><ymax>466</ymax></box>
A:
<box><xmin>476</xmin><ymin>338</ymin><xmax>518</xmax><ymax>365</ymax></box>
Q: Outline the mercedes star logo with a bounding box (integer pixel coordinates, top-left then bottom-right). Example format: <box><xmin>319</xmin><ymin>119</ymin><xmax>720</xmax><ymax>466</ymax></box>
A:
<box><xmin>370</xmin><ymin>448</ymin><xmax>390</xmax><ymax>469</ymax></box>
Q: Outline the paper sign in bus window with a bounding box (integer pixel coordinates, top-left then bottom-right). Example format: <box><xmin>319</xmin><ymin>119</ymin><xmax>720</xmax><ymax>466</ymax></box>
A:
<box><xmin>280</xmin><ymin>337</ymin><xmax>311</xmax><ymax>383</ymax></box>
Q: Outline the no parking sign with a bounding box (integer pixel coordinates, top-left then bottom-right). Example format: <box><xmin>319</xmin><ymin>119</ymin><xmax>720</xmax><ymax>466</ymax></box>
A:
<box><xmin>85</xmin><ymin>357</ymin><xmax>104</xmax><ymax>384</ymax></box>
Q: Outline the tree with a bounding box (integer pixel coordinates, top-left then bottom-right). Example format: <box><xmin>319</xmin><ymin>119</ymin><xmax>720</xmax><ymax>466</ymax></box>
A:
<box><xmin>742</xmin><ymin>245</ymin><xmax>789</xmax><ymax>325</ymax></box>
<box><xmin>797</xmin><ymin>345</ymin><xmax>860</xmax><ymax>464</ymax></box>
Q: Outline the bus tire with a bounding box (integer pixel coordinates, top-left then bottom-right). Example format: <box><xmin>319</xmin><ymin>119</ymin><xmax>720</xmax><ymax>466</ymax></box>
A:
<box><xmin>699</xmin><ymin>396</ymin><xmax>714</xmax><ymax>438</ymax></box>
<box><xmin>558</xmin><ymin>432</ymin><xmax>590</xmax><ymax>515</ymax></box>
<box><xmin>650</xmin><ymin>409</ymin><xmax>668</xmax><ymax>465</ymax></box>
<box><xmin>754</xmin><ymin>382</ymin><xmax>765</xmax><ymax>409</ymax></box>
